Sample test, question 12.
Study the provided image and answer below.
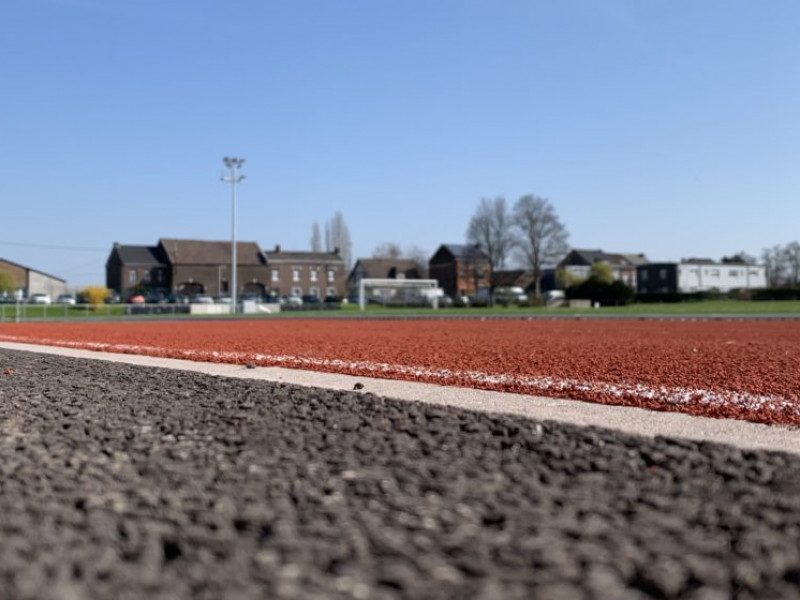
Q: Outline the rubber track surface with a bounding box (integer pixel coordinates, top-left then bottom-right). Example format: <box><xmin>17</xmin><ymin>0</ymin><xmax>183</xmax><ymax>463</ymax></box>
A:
<box><xmin>1</xmin><ymin>319</ymin><xmax>799</xmax><ymax>425</ymax></box>
<box><xmin>2</xmin><ymin>349</ymin><xmax>800</xmax><ymax>599</ymax></box>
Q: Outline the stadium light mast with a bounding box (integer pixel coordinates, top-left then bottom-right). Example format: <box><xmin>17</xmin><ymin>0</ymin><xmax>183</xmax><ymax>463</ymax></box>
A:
<box><xmin>221</xmin><ymin>157</ymin><xmax>246</xmax><ymax>314</ymax></box>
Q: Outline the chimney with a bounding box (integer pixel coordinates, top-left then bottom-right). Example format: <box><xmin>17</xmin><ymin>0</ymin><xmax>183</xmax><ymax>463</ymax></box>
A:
<box><xmin>275</xmin><ymin>244</ymin><xmax>281</xmax><ymax>253</ymax></box>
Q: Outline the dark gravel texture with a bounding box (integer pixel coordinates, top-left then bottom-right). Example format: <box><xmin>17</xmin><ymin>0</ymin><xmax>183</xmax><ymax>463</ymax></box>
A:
<box><xmin>1</xmin><ymin>349</ymin><xmax>800</xmax><ymax>599</ymax></box>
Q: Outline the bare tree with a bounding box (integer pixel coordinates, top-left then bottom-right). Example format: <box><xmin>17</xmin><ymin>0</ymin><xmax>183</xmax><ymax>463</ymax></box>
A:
<box><xmin>372</xmin><ymin>242</ymin><xmax>403</xmax><ymax>259</ymax></box>
<box><xmin>405</xmin><ymin>244</ymin><xmax>429</xmax><ymax>278</ymax></box>
<box><xmin>784</xmin><ymin>242</ymin><xmax>800</xmax><ymax>286</ymax></box>
<box><xmin>310</xmin><ymin>222</ymin><xmax>322</xmax><ymax>252</ymax></box>
<box><xmin>761</xmin><ymin>245</ymin><xmax>787</xmax><ymax>287</ymax></box>
<box><xmin>512</xmin><ymin>194</ymin><xmax>569</xmax><ymax>298</ymax></box>
<box><xmin>466</xmin><ymin>197</ymin><xmax>518</xmax><ymax>295</ymax></box>
<box><xmin>325</xmin><ymin>211</ymin><xmax>352</xmax><ymax>269</ymax></box>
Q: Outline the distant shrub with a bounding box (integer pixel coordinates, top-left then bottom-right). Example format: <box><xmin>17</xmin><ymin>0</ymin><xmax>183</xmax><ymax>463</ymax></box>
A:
<box><xmin>567</xmin><ymin>279</ymin><xmax>634</xmax><ymax>306</ymax></box>
<box><xmin>81</xmin><ymin>286</ymin><xmax>111</xmax><ymax>307</ymax></box>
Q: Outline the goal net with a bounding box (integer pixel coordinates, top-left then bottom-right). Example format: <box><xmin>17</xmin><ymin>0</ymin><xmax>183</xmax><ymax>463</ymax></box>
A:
<box><xmin>358</xmin><ymin>278</ymin><xmax>442</xmax><ymax>310</ymax></box>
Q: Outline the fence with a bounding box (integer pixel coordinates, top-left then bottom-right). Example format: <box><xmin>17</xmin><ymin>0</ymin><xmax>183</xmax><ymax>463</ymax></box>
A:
<box><xmin>0</xmin><ymin>302</ymin><xmax>191</xmax><ymax>322</ymax></box>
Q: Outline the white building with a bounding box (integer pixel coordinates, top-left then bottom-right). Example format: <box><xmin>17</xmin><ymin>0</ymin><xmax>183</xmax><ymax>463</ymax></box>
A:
<box><xmin>637</xmin><ymin>261</ymin><xmax>767</xmax><ymax>294</ymax></box>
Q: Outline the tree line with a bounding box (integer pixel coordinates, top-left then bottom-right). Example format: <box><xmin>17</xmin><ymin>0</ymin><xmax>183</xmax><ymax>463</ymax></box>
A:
<box><xmin>761</xmin><ymin>242</ymin><xmax>800</xmax><ymax>287</ymax></box>
<box><xmin>466</xmin><ymin>195</ymin><xmax>568</xmax><ymax>298</ymax></box>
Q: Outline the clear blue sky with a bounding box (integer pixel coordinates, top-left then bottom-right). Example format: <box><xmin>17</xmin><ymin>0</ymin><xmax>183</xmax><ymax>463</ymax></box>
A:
<box><xmin>2</xmin><ymin>0</ymin><xmax>798</xmax><ymax>286</ymax></box>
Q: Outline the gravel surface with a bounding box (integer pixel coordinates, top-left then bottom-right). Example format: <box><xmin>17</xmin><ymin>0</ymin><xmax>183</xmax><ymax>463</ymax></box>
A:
<box><xmin>1</xmin><ymin>348</ymin><xmax>800</xmax><ymax>599</ymax></box>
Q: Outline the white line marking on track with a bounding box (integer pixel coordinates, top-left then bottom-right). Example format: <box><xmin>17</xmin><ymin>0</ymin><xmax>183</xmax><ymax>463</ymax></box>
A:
<box><xmin>0</xmin><ymin>333</ymin><xmax>797</xmax><ymax>419</ymax></box>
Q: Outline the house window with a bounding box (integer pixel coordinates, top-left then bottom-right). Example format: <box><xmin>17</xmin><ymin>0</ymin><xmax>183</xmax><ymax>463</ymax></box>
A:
<box><xmin>310</xmin><ymin>269</ymin><xmax>318</xmax><ymax>282</ymax></box>
<box><xmin>271</xmin><ymin>269</ymin><xmax>279</xmax><ymax>282</ymax></box>
<box><xmin>143</xmin><ymin>271</ymin><xmax>151</xmax><ymax>283</ymax></box>
<box><xmin>327</xmin><ymin>268</ymin><xmax>335</xmax><ymax>282</ymax></box>
<box><xmin>659</xmin><ymin>269</ymin><xmax>667</xmax><ymax>280</ymax></box>
<box><xmin>711</xmin><ymin>269</ymin><xmax>720</xmax><ymax>277</ymax></box>
<box><xmin>129</xmin><ymin>270</ymin><xmax>137</xmax><ymax>284</ymax></box>
<box><xmin>729</xmin><ymin>269</ymin><xmax>738</xmax><ymax>277</ymax></box>
<box><xmin>292</xmin><ymin>268</ymin><xmax>300</xmax><ymax>282</ymax></box>
<box><xmin>640</xmin><ymin>271</ymin><xmax>648</xmax><ymax>281</ymax></box>
<box><xmin>291</xmin><ymin>287</ymin><xmax>302</xmax><ymax>296</ymax></box>
<box><xmin>156</xmin><ymin>270</ymin><xmax>163</xmax><ymax>284</ymax></box>
<box><xmin>310</xmin><ymin>287</ymin><xmax>319</xmax><ymax>298</ymax></box>
<box><xmin>327</xmin><ymin>287</ymin><xmax>337</xmax><ymax>297</ymax></box>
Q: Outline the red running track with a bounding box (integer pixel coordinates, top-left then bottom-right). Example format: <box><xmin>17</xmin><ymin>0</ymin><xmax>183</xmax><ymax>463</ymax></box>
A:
<box><xmin>1</xmin><ymin>318</ymin><xmax>799</xmax><ymax>425</ymax></box>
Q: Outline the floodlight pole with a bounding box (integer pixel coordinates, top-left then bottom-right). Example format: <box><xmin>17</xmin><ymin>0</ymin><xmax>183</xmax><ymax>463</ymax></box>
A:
<box><xmin>221</xmin><ymin>157</ymin><xmax>246</xmax><ymax>314</ymax></box>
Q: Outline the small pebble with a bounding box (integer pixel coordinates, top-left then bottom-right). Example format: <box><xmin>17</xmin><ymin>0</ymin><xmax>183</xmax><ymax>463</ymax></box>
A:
<box><xmin>245</xmin><ymin>364</ymin><xmax>257</xmax><ymax>370</ymax></box>
<box><xmin>353</xmin><ymin>382</ymin><xmax>365</xmax><ymax>390</ymax></box>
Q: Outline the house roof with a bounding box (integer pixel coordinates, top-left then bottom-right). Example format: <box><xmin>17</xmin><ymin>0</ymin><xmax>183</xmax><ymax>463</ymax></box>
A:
<box><xmin>617</xmin><ymin>253</ymin><xmax>649</xmax><ymax>266</ymax></box>
<box><xmin>159</xmin><ymin>239</ymin><xmax>266</xmax><ymax>266</ymax></box>
<box><xmin>352</xmin><ymin>258</ymin><xmax>421</xmax><ymax>279</ymax></box>
<box><xmin>0</xmin><ymin>258</ymin><xmax>67</xmax><ymax>283</ymax></box>
<box><xmin>563</xmin><ymin>249</ymin><xmax>647</xmax><ymax>268</ymax></box>
<box><xmin>113</xmin><ymin>244</ymin><xmax>169</xmax><ymax>266</ymax></box>
<box><xmin>264</xmin><ymin>245</ymin><xmax>344</xmax><ymax>264</ymax></box>
<box><xmin>492</xmin><ymin>269</ymin><xmax>535</xmax><ymax>288</ymax></box>
<box><xmin>438</xmin><ymin>244</ymin><xmax>489</xmax><ymax>261</ymax></box>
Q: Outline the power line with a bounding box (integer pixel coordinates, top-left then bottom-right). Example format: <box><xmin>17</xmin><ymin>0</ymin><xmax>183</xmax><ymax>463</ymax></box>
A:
<box><xmin>0</xmin><ymin>240</ymin><xmax>107</xmax><ymax>252</ymax></box>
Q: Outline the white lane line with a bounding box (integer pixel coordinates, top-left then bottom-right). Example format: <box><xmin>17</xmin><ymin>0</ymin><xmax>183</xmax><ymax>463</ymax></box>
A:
<box><xmin>0</xmin><ymin>334</ymin><xmax>797</xmax><ymax>419</ymax></box>
<box><xmin>1</xmin><ymin>339</ymin><xmax>799</xmax><ymax>456</ymax></box>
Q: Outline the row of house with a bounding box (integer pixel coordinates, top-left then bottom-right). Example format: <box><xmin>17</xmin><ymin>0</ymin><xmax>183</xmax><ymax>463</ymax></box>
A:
<box><xmin>105</xmin><ymin>240</ymin><xmax>769</xmax><ymax>301</ymax></box>
<box><xmin>0</xmin><ymin>241</ymin><xmax>771</xmax><ymax>302</ymax></box>
<box><xmin>106</xmin><ymin>238</ymin><xmax>767</xmax><ymax>298</ymax></box>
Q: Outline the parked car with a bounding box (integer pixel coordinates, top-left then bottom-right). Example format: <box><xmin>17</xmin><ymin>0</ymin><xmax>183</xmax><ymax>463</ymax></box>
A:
<box><xmin>191</xmin><ymin>295</ymin><xmax>215</xmax><ymax>304</ymax></box>
<box><xmin>29</xmin><ymin>294</ymin><xmax>52</xmax><ymax>305</ymax></box>
<box><xmin>127</xmin><ymin>294</ymin><xmax>146</xmax><ymax>304</ymax></box>
<box><xmin>167</xmin><ymin>294</ymin><xmax>190</xmax><ymax>304</ymax></box>
<box><xmin>56</xmin><ymin>294</ymin><xmax>77</xmax><ymax>305</ymax></box>
<box><xmin>302</xmin><ymin>294</ymin><xmax>321</xmax><ymax>305</ymax></box>
<box><xmin>494</xmin><ymin>286</ymin><xmax>528</xmax><ymax>305</ymax></box>
<box><xmin>215</xmin><ymin>296</ymin><xmax>232</xmax><ymax>304</ymax></box>
<box><xmin>280</xmin><ymin>294</ymin><xmax>303</xmax><ymax>307</ymax></box>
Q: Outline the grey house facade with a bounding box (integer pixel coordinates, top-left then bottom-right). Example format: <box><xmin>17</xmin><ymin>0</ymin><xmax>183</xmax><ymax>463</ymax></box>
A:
<box><xmin>0</xmin><ymin>258</ymin><xmax>68</xmax><ymax>298</ymax></box>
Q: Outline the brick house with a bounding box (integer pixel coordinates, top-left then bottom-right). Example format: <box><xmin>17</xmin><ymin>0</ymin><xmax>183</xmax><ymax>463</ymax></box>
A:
<box><xmin>557</xmin><ymin>249</ymin><xmax>648</xmax><ymax>290</ymax></box>
<box><xmin>107</xmin><ymin>239</ymin><xmax>269</xmax><ymax>298</ymax></box>
<box><xmin>106</xmin><ymin>244</ymin><xmax>172</xmax><ymax>297</ymax></box>
<box><xmin>262</xmin><ymin>245</ymin><xmax>346</xmax><ymax>299</ymax></box>
<box><xmin>108</xmin><ymin>239</ymin><xmax>347</xmax><ymax>300</ymax></box>
<box><xmin>428</xmin><ymin>244</ymin><xmax>491</xmax><ymax>299</ymax></box>
<box><xmin>160</xmin><ymin>239</ymin><xmax>269</xmax><ymax>298</ymax></box>
<box><xmin>346</xmin><ymin>258</ymin><xmax>422</xmax><ymax>299</ymax></box>
<box><xmin>0</xmin><ymin>258</ymin><xmax>68</xmax><ymax>299</ymax></box>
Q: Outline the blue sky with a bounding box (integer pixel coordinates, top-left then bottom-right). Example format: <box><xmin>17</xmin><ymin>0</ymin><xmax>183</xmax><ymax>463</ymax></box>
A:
<box><xmin>2</xmin><ymin>0</ymin><xmax>798</xmax><ymax>286</ymax></box>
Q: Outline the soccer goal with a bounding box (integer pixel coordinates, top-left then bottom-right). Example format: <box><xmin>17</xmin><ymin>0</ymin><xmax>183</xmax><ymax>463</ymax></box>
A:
<box><xmin>358</xmin><ymin>278</ymin><xmax>442</xmax><ymax>310</ymax></box>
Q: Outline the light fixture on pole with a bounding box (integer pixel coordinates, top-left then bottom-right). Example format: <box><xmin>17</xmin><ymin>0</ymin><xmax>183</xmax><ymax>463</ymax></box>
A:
<box><xmin>221</xmin><ymin>156</ymin><xmax>246</xmax><ymax>314</ymax></box>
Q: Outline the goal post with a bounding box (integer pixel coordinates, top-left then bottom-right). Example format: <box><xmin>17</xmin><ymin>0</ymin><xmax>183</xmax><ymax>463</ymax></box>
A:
<box><xmin>358</xmin><ymin>278</ymin><xmax>441</xmax><ymax>310</ymax></box>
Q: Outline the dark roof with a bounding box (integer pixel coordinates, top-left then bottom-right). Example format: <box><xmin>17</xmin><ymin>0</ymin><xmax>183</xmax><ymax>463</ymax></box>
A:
<box><xmin>159</xmin><ymin>239</ymin><xmax>266</xmax><ymax>266</ymax></box>
<box><xmin>561</xmin><ymin>249</ymin><xmax>646</xmax><ymax>268</ymax></box>
<box><xmin>492</xmin><ymin>269</ymin><xmax>535</xmax><ymax>288</ymax></box>
<box><xmin>681</xmin><ymin>257</ymin><xmax>715</xmax><ymax>265</ymax></box>
<box><xmin>352</xmin><ymin>258</ymin><xmax>421</xmax><ymax>279</ymax></box>
<box><xmin>114</xmin><ymin>245</ymin><xmax>168</xmax><ymax>266</ymax></box>
<box><xmin>439</xmin><ymin>244</ymin><xmax>489</xmax><ymax>260</ymax></box>
<box><xmin>0</xmin><ymin>258</ymin><xmax>66</xmax><ymax>283</ymax></box>
<box><xmin>264</xmin><ymin>246</ymin><xmax>344</xmax><ymax>264</ymax></box>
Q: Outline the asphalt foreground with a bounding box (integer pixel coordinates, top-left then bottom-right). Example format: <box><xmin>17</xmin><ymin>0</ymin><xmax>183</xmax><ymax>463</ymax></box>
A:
<box><xmin>1</xmin><ymin>350</ymin><xmax>800</xmax><ymax>599</ymax></box>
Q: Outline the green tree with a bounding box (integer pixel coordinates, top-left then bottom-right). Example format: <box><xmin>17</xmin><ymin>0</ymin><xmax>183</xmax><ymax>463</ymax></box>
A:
<box><xmin>589</xmin><ymin>261</ymin><xmax>614</xmax><ymax>285</ymax></box>
<box><xmin>556</xmin><ymin>268</ymin><xmax>585</xmax><ymax>289</ymax></box>
<box><xmin>0</xmin><ymin>270</ymin><xmax>17</xmax><ymax>295</ymax></box>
